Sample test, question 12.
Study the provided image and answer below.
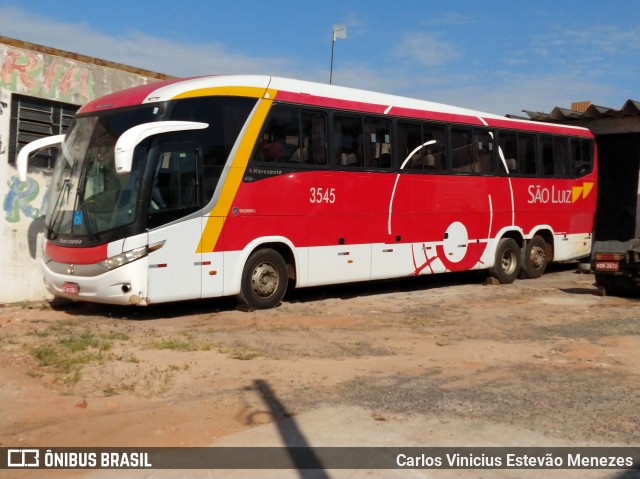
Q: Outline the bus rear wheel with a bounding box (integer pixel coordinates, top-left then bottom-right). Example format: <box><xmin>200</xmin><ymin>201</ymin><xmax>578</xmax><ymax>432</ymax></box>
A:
<box><xmin>488</xmin><ymin>238</ymin><xmax>521</xmax><ymax>284</ymax></box>
<box><xmin>238</xmin><ymin>248</ymin><xmax>288</xmax><ymax>309</ymax></box>
<box><xmin>520</xmin><ymin>235</ymin><xmax>549</xmax><ymax>279</ymax></box>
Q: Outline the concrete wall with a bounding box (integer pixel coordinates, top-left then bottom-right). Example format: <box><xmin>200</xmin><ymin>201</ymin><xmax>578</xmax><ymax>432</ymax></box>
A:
<box><xmin>0</xmin><ymin>39</ymin><xmax>168</xmax><ymax>303</ymax></box>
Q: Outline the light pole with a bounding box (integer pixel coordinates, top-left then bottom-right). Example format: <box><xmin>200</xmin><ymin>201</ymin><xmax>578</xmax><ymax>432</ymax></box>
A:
<box><xmin>330</xmin><ymin>24</ymin><xmax>346</xmax><ymax>84</ymax></box>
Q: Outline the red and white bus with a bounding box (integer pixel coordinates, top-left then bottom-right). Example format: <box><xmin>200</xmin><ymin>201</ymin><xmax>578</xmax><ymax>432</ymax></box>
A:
<box><xmin>18</xmin><ymin>75</ymin><xmax>597</xmax><ymax>308</ymax></box>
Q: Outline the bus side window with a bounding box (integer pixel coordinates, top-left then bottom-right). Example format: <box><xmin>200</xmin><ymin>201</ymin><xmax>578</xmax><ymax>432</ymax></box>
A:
<box><xmin>364</xmin><ymin>117</ymin><xmax>391</xmax><ymax>168</ymax></box>
<box><xmin>541</xmin><ymin>136</ymin><xmax>569</xmax><ymax>177</ymax></box>
<box><xmin>570</xmin><ymin>138</ymin><xmax>593</xmax><ymax>177</ymax></box>
<box><xmin>396</xmin><ymin>121</ymin><xmax>422</xmax><ymax>169</ymax></box>
<box><xmin>519</xmin><ymin>134</ymin><xmax>537</xmax><ymax>175</ymax></box>
<box><xmin>334</xmin><ymin>115</ymin><xmax>363</xmax><ymax>167</ymax></box>
<box><xmin>451</xmin><ymin>127</ymin><xmax>473</xmax><ymax>173</ymax></box>
<box><xmin>422</xmin><ymin>124</ymin><xmax>446</xmax><ymax>171</ymax></box>
<box><xmin>498</xmin><ymin>132</ymin><xmax>518</xmax><ymax>173</ymax></box>
<box><xmin>541</xmin><ymin>136</ymin><xmax>554</xmax><ymax>176</ymax></box>
<box><xmin>397</xmin><ymin>121</ymin><xmax>446</xmax><ymax>172</ymax></box>
<box><xmin>256</xmin><ymin>106</ymin><xmax>298</xmax><ymax>163</ymax></box>
<box><xmin>299</xmin><ymin>110</ymin><xmax>328</xmax><ymax>165</ymax></box>
<box><xmin>473</xmin><ymin>130</ymin><xmax>494</xmax><ymax>174</ymax></box>
<box><xmin>554</xmin><ymin>137</ymin><xmax>568</xmax><ymax>177</ymax></box>
<box><xmin>498</xmin><ymin>132</ymin><xmax>536</xmax><ymax>175</ymax></box>
<box><xmin>452</xmin><ymin>128</ymin><xmax>494</xmax><ymax>174</ymax></box>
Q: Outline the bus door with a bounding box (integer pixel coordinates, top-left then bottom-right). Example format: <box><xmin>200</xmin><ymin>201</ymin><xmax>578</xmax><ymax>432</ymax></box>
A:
<box><xmin>146</xmin><ymin>144</ymin><xmax>211</xmax><ymax>303</ymax></box>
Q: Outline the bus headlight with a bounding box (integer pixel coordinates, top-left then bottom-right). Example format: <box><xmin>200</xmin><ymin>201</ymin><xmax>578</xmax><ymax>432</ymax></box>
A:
<box><xmin>98</xmin><ymin>245</ymin><xmax>148</xmax><ymax>271</ymax></box>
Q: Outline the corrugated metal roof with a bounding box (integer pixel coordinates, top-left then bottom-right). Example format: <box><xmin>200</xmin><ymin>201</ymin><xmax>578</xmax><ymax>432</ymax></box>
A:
<box><xmin>509</xmin><ymin>100</ymin><xmax>640</xmax><ymax>135</ymax></box>
<box><xmin>511</xmin><ymin>99</ymin><xmax>640</xmax><ymax>122</ymax></box>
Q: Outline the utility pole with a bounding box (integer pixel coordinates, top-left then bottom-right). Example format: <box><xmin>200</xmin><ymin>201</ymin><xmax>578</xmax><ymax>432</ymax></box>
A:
<box><xmin>330</xmin><ymin>24</ymin><xmax>346</xmax><ymax>84</ymax></box>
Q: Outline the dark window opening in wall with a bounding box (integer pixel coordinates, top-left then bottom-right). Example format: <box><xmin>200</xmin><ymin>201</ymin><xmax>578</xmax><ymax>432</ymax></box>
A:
<box><xmin>9</xmin><ymin>94</ymin><xmax>79</xmax><ymax>170</ymax></box>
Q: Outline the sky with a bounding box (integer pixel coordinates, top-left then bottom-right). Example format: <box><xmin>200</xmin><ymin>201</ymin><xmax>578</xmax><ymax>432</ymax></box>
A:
<box><xmin>0</xmin><ymin>1</ymin><xmax>638</xmax><ymax>115</ymax></box>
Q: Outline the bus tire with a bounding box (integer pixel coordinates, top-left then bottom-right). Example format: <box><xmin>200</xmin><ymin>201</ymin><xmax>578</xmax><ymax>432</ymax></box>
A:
<box><xmin>520</xmin><ymin>235</ymin><xmax>549</xmax><ymax>279</ymax></box>
<box><xmin>488</xmin><ymin>238</ymin><xmax>521</xmax><ymax>284</ymax></box>
<box><xmin>238</xmin><ymin>248</ymin><xmax>288</xmax><ymax>309</ymax></box>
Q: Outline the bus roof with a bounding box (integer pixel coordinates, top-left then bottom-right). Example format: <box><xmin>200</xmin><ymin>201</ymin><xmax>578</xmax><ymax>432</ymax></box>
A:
<box><xmin>79</xmin><ymin>74</ymin><xmax>592</xmax><ymax>137</ymax></box>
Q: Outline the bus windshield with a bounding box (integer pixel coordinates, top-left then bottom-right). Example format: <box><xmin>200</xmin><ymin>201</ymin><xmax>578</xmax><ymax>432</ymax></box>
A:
<box><xmin>44</xmin><ymin>96</ymin><xmax>258</xmax><ymax>244</ymax></box>
<box><xmin>45</xmin><ymin>105</ymin><xmax>160</xmax><ymax>241</ymax></box>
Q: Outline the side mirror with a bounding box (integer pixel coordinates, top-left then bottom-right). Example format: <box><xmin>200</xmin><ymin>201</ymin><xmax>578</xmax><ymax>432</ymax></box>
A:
<box><xmin>114</xmin><ymin>121</ymin><xmax>208</xmax><ymax>174</ymax></box>
<box><xmin>17</xmin><ymin>134</ymin><xmax>65</xmax><ymax>182</ymax></box>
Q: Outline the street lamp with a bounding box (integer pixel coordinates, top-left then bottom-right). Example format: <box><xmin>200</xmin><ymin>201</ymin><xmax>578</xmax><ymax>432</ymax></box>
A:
<box><xmin>330</xmin><ymin>24</ymin><xmax>347</xmax><ymax>84</ymax></box>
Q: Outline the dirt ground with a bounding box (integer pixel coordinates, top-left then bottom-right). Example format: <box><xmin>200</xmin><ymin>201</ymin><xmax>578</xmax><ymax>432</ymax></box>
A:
<box><xmin>0</xmin><ymin>263</ymin><xmax>638</xmax><ymax>476</ymax></box>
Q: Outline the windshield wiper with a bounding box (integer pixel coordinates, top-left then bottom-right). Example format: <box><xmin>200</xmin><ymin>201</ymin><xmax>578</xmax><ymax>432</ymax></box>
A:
<box><xmin>46</xmin><ymin>177</ymin><xmax>71</xmax><ymax>240</ymax></box>
<box><xmin>47</xmin><ymin>157</ymin><xmax>79</xmax><ymax>240</ymax></box>
<box><xmin>75</xmin><ymin>163</ymin><xmax>100</xmax><ymax>243</ymax></box>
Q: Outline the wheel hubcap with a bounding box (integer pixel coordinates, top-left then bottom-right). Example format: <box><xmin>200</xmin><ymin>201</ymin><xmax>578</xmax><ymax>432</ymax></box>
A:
<box><xmin>251</xmin><ymin>262</ymin><xmax>279</xmax><ymax>298</ymax></box>
<box><xmin>530</xmin><ymin>245</ymin><xmax>546</xmax><ymax>269</ymax></box>
<box><xmin>501</xmin><ymin>250</ymin><xmax>517</xmax><ymax>275</ymax></box>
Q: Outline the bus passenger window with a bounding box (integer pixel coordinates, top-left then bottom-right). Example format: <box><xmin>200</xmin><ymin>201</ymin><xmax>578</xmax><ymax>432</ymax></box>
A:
<box><xmin>541</xmin><ymin>136</ymin><xmax>568</xmax><ymax>177</ymax></box>
<box><xmin>397</xmin><ymin>121</ymin><xmax>446</xmax><ymax>171</ymax></box>
<box><xmin>498</xmin><ymin>132</ymin><xmax>536</xmax><ymax>175</ymax></box>
<box><xmin>451</xmin><ymin>128</ymin><xmax>473</xmax><ymax>173</ymax></box>
<box><xmin>541</xmin><ymin>136</ymin><xmax>555</xmax><ymax>176</ymax></box>
<box><xmin>473</xmin><ymin>130</ymin><xmax>495</xmax><ymax>173</ymax></box>
<box><xmin>397</xmin><ymin>121</ymin><xmax>422</xmax><ymax>168</ymax></box>
<box><xmin>498</xmin><ymin>132</ymin><xmax>518</xmax><ymax>173</ymax></box>
<box><xmin>519</xmin><ymin>134</ymin><xmax>537</xmax><ymax>175</ymax></box>
<box><xmin>364</xmin><ymin>117</ymin><xmax>391</xmax><ymax>168</ymax></box>
<box><xmin>256</xmin><ymin>107</ymin><xmax>298</xmax><ymax>163</ymax></box>
<box><xmin>334</xmin><ymin>115</ymin><xmax>363</xmax><ymax>167</ymax></box>
<box><xmin>554</xmin><ymin>137</ymin><xmax>568</xmax><ymax>177</ymax></box>
<box><xmin>422</xmin><ymin>124</ymin><xmax>446</xmax><ymax>171</ymax></box>
<box><xmin>299</xmin><ymin>111</ymin><xmax>328</xmax><ymax>165</ymax></box>
<box><xmin>570</xmin><ymin>139</ymin><xmax>593</xmax><ymax>177</ymax></box>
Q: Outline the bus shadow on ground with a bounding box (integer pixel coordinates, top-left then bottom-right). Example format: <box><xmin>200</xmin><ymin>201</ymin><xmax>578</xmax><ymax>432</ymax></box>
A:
<box><xmin>48</xmin><ymin>270</ymin><xmax>485</xmax><ymax>321</ymax></box>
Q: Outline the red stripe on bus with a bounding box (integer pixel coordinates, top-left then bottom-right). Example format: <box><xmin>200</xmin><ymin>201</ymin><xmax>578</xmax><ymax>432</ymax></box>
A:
<box><xmin>79</xmin><ymin>77</ymin><xmax>196</xmax><ymax>113</ymax></box>
<box><xmin>274</xmin><ymin>91</ymin><xmax>390</xmax><ymax>115</ymax></box>
<box><xmin>483</xmin><ymin>117</ymin><xmax>593</xmax><ymax>137</ymax></box>
<box><xmin>390</xmin><ymin>106</ymin><xmax>485</xmax><ymax>125</ymax></box>
<box><xmin>46</xmin><ymin>242</ymin><xmax>109</xmax><ymax>264</ymax></box>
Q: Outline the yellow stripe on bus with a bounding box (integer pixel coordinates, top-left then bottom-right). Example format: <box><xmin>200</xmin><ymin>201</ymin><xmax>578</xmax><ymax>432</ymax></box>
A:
<box><xmin>173</xmin><ymin>86</ymin><xmax>269</xmax><ymax>100</ymax></box>
<box><xmin>196</xmin><ymin>97</ymin><xmax>274</xmax><ymax>253</ymax></box>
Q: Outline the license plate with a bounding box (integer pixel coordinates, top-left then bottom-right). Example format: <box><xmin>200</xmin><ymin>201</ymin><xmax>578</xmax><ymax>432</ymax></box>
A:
<box><xmin>595</xmin><ymin>261</ymin><xmax>619</xmax><ymax>272</ymax></box>
<box><xmin>62</xmin><ymin>282</ymin><xmax>79</xmax><ymax>294</ymax></box>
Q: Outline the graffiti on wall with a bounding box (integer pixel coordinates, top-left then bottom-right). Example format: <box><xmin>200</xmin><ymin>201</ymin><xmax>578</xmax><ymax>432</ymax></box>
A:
<box><xmin>3</xmin><ymin>175</ymin><xmax>46</xmax><ymax>223</ymax></box>
<box><xmin>1</xmin><ymin>46</ymin><xmax>91</xmax><ymax>225</ymax></box>
<box><xmin>0</xmin><ymin>47</ymin><xmax>95</xmax><ymax>102</ymax></box>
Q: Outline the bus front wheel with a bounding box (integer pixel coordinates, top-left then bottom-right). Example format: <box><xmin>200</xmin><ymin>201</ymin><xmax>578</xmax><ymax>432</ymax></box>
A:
<box><xmin>488</xmin><ymin>238</ymin><xmax>521</xmax><ymax>284</ymax></box>
<box><xmin>238</xmin><ymin>248</ymin><xmax>288</xmax><ymax>309</ymax></box>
